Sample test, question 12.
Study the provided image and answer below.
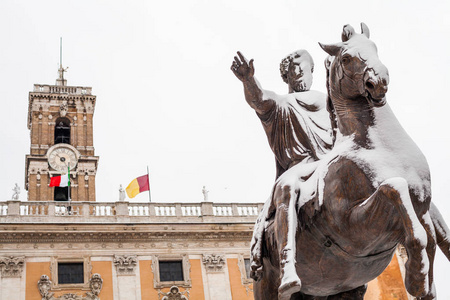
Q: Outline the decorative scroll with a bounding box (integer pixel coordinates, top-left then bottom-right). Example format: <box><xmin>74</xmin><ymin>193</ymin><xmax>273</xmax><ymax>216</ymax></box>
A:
<box><xmin>113</xmin><ymin>255</ymin><xmax>137</xmax><ymax>275</ymax></box>
<box><xmin>0</xmin><ymin>256</ymin><xmax>24</xmax><ymax>277</ymax></box>
<box><xmin>38</xmin><ymin>273</ymin><xmax>103</xmax><ymax>300</ymax></box>
<box><xmin>202</xmin><ymin>254</ymin><xmax>225</xmax><ymax>272</ymax></box>
<box><xmin>159</xmin><ymin>286</ymin><xmax>188</xmax><ymax>300</ymax></box>
<box><xmin>59</xmin><ymin>101</ymin><xmax>68</xmax><ymax>117</ymax></box>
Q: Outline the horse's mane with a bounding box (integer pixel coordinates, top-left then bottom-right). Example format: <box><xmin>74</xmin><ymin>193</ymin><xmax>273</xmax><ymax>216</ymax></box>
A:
<box><xmin>325</xmin><ymin>56</ymin><xmax>338</xmax><ymax>146</ymax></box>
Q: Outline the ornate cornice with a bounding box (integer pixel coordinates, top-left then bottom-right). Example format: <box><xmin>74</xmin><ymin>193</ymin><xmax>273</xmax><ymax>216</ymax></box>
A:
<box><xmin>28</xmin><ymin>93</ymin><xmax>96</xmax><ymax>129</ymax></box>
<box><xmin>0</xmin><ymin>256</ymin><xmax>24</xmax><ymax>277</ymax></box>
<box><xmin>0</xmin><ymin>230</ymin><xmax>253</xmax><ymax>244</ymax></box>
<box><xmin>29</xmin><ymin>93</ymin><xmax>96</xmax><ymax>102</ymax></box>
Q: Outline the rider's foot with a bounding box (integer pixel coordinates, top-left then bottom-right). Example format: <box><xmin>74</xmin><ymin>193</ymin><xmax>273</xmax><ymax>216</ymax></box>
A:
<box><xmin>278</xmin><ymin>278</ymin><xmax>301</xmax><ymax>300</ymax></box>
<box><xmin>278</xmin><ymin>248</ymin><xmax>301</xmax><ymax>300</ymax></box>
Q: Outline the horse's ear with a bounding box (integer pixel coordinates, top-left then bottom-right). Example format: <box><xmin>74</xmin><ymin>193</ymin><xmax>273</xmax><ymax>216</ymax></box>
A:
<box><xmin>324</xmin><ymin>56</ymin><xmax>334</xmax><ymax>71</ymax></box>
<box><xmin>319</xmin><ymin>42</ymin><xmax>342</xmax><ymax>56</ymax></box>
<box><xmin>361</xmin><ymin>23</ymin><xmax>370</xmax><ymax>38</ymax></box>
<box><xmin>341</xmin><ymin>24</ymin><xmax>355</xmax><ymax>42</ymax></box>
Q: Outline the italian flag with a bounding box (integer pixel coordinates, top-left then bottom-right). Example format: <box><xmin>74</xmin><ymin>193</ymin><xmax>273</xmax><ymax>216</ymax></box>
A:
<box><xmin>49</xmin><ymin>169</ymin><xmax>70</xmax><ymax>187</ymax></box>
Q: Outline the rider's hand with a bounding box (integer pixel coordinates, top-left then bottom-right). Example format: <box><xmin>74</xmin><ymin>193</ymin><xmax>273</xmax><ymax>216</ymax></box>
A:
<box><xmin>231</xmin><ymin>51</ymin><xmax>255</xmax><ymax>82</ymax></box>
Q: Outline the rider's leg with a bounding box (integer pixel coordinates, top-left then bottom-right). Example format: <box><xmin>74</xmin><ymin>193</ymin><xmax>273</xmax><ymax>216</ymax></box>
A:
<box><xmin>273</xmin><ymin>183</ymin><xmax>302</xmax><ymax>300</ymax></box>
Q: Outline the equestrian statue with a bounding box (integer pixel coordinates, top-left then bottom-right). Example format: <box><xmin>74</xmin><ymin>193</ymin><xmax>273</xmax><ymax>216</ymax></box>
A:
<box><xmin>231</xmin><ymin>23</ymin><xmax>450</xmax><ymax>300</ymax></box>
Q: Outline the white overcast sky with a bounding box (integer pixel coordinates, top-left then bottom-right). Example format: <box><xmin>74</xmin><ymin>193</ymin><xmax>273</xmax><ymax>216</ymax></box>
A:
<box><xmin>1</xmin><ymin>0</ymin><xmax>449</xmax><ymax>296</ymax></box>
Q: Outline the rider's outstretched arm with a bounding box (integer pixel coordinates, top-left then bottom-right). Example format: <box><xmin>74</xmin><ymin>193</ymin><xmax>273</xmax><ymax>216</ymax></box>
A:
<box><xmin>231</xmin><ymin>51</ymin><xmax>275</xmax><ymax>115</ymax></box>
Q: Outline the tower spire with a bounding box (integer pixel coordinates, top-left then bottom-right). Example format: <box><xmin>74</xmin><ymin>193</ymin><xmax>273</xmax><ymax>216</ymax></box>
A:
<box><xmin>60</xmin><ymin>37</ymin><xmax>62</xmax><ymax>69</ymax></box>
<box><xmin>56</xmin><ymin>37</ymin><xmax>68</xmax><ymax>86</ymax></box>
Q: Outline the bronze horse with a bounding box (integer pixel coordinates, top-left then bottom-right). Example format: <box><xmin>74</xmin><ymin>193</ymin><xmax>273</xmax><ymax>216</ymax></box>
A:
<box><xmin>246</xmin><ymin>24</ymin><xmax>450</xmax><ymax>299</ymax></box>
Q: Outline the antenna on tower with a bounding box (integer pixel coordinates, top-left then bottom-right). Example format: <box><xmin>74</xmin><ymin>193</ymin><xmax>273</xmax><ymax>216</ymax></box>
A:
<box><xmin>56</xmin><ymin>37</ymin><xmax>68</xmax><ymax>86</ymax></box>
<box><xmin>60</xmin><ymin>37</ymin><xmax>63</xmax><ymax>69</ymax></box>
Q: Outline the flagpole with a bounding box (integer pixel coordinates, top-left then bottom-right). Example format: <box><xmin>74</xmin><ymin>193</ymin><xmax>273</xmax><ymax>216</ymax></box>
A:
<box><xmin>147</xmin><ymin>166</ymin><xmax>151</xmax><ymax>202</ymax></box>
<box><xmin>68</xmin><ymin>166</ymin><xmax>72</xmax><ymax>215</ymax></box>
<box><xmin>68</xmin><ymin>166</ymin><xmax>70</xmax><ymax>201</ymax></box>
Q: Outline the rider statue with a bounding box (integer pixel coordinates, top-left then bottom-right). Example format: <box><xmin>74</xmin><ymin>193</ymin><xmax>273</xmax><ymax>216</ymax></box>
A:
<box><xmin>231</xmin><ymin>50</ymin><xmax>333</xmax><ymax>298</ymax></box>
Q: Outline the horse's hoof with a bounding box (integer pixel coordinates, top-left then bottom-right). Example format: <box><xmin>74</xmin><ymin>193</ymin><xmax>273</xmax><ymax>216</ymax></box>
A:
<box><xmin>278</xmin><ymin>279</ymin><xmax>301</xmax><ymax>300</ymax></box>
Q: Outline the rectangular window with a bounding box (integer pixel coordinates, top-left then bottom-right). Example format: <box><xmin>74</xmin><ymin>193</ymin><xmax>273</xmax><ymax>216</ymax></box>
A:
<box><xmin>159</xmin><ymin>261</ymin><xmax>184</xmax><ymax>282</ymax></box>
<box><xmin>58</xmin><ymin>262</ymin><xmax>84</xmax><ymax>284</ymax></box>
<box><xmin>244</xmin><ymin>258</ymin><xmax>251</xmax><ymax>279</ymax></box>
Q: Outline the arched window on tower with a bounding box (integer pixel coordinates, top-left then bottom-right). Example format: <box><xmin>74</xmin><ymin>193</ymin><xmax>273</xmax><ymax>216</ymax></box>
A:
<box><xmin>54</xmin><ymin>186</ymin><xmax>69</xmax><ymax>201</ymax></box>
<box><xmin>55</xmin><ymin>118</ymin><xmax>70</xmax><ymax>144</ymax></box>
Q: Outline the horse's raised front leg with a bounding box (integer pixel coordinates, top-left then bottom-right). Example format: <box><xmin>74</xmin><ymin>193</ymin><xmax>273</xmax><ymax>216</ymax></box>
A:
<box><xmin>354</xmin><ymin>177</ymin><xmax>430</xmax><ymax>298</ymax></box>
<box><xmin>416</xmin><ymin>209</ymin><xmax>436</xmax><ymax>300</ymax></box>
<box><xmin>430</xmin><ymin>202</ymin><xmax>450</xmax><ymax>260</ymax></box>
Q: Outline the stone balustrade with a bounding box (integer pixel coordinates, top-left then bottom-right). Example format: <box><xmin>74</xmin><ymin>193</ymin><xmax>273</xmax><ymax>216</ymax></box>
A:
<box><xmin>33</xmin><ymin>84</ymin><xmax>92</xmax><ymax>95</ymax></box>
<box><xmin>0</xmin><ymin>200</ymin><xmax>263</xmax><ymax>224</ymax></box>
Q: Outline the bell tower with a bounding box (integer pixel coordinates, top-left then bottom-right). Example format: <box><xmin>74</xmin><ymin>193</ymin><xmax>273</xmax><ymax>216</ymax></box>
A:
<box><xmin>25</xmin><ymin>49</ymin><xmax>99</xmax><ymax>202</ymax></box>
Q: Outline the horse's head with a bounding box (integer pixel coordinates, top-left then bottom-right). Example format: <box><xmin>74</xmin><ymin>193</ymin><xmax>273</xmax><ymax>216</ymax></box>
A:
<box><xmin>320</xmin><ymin>23</ymin><xmax>389</xmax><ymax>107</ymax></box>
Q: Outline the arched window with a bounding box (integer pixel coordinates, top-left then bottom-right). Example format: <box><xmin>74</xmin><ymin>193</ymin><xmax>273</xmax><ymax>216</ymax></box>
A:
<box><xmin>54</xmin><ymin>186</ymin><xmax>69</xmax><ymax>201</ymax></box>
<box><xmin>54</xmin><ymin>118</ymin><xmax>70</xmax><ymax>144</ymax></box>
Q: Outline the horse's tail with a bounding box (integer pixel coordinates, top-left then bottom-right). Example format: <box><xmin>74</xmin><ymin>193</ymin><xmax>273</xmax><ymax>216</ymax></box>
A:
<box><xmin>430</xmin><ymin>202</ymin><xmax>450</xmax><ymax>261</ymax></box>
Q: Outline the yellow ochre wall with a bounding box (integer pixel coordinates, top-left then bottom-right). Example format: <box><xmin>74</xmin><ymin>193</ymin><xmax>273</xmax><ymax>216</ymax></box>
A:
<box><xmin>139</xmin><ymin>260</ymin><xmax>159</xmax><ymax>300</ymax></box>
<box><xmin>365</xmin><ymin>255</ymin><xmax>408</xmax><ymax>300</ymax></box>
<box><xmin>188</xmin><ymin>259</ymin><xmax>205</xmax><ymax>299</ymax></box>
<box><xmin>227</xmin><ymin>258</ymin><xmax>253</xmax><ymax>300</ymax></box>
<box><xmin>91</xmin><ymin>261</ymin><xmax>114</xmax><ymax>300</ymax></box>
<box><xmin>26</xmin><ymin>262</ymin><xmax>51</xmax><ymax>300</ymax></box>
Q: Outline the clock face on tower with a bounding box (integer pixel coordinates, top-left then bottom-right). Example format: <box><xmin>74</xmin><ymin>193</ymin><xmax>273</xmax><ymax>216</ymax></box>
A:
<box><xmin>47</xmin><ymin>145</ymin><xmax>78</xmax><ymax>172</ymax></box>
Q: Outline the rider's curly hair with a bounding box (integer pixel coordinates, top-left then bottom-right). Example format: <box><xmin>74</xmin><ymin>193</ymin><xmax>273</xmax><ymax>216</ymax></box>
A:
<box><xmin>280</xmin><ymin>50</ymin><xmax>314</xmax><ymax>84</ymax></box>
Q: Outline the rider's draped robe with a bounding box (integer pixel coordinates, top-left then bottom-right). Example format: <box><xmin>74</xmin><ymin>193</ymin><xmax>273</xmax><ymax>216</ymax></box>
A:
<box><xmin>250</xmin><ymin>89</ymin><xmax>334</xmax><ymax>275</ymax></box>
<box><xmin>256</xmin><ymin>90</ymin><xmax>333</xmax><ymax>179</ymax></box>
